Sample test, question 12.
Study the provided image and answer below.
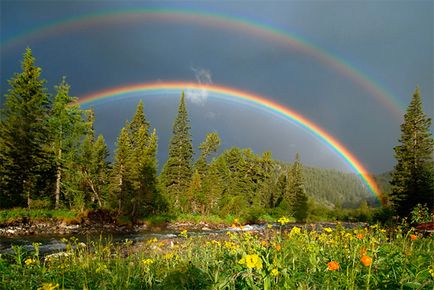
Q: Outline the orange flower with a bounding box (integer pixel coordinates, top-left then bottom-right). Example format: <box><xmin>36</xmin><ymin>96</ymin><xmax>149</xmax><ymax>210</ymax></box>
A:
<box><xmin>356</xmin><ymin>233</ymin><xmax>364</xmax><ymax>239</ymax></box>
<box><xmin>361</xmin><ymin>255</ymin><xmax>373</xmax><ymax>267</ymax></box>
<box><xmin>275</xmin><ymin>244</ymin><xmax>281</xmax><ymax>251</ymax></box>
<box><xmin>410</xmin><ymin>234</ymin><xmax>417</xmax><ymax>241</ymax></box>
<box><xmin>327</xmin><ymin>261</ymin><xmax>340</xmax><ymax>271</ymax></box>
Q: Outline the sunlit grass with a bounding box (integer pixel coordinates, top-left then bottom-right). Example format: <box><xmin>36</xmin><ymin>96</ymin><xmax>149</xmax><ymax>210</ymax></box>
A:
<box><xmin>0</xmin><ymin>208</ymin><xmax>78</xmax><ymax>224</ymax></box>
<box><xmin>1</xmin><ymin>221</ymin><xmax>433</xmax><ymax>289</ymax></box>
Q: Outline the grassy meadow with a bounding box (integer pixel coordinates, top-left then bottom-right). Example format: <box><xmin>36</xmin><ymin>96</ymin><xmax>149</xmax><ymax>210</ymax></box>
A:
<box><xmin>1</xmin><ymin>220</ymin><xmax>433</xmax><ymax>289</ymax></box>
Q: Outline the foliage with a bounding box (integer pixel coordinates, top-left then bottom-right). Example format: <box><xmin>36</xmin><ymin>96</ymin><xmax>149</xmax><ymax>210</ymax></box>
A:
<box><xmin>0</xmin><ymin>209</ymin><xmax>77</xmax><ymax>223</ymax></box>
<box><xmin>391</xmin><ymin>87</ymin><xmax>434</xmax><ymax>217</ymax></box>
<box><xmin>410</xmin><ymin>204</ymin><xmax>433</xmax><ymax>224</ymax></box>
<box><xmin>1</xmin><ymin>222</ymin><xmax>433</xmax><ymax>289</ymax></box>
<box><xmin>160</xmin><ymin>92</ymin><xmax>194</xmax><ymax>213</ymax></box>
<box><xmin>0</xmin><ymin>48</ymin><xmax>53</xmax><ymax>208</ymax></box>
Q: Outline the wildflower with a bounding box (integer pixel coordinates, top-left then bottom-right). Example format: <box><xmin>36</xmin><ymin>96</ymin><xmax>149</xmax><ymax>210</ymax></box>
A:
<box><xmin>278</xmin><ymin>216</ymin><xmax>290</xmax><ymax>225</ymax></box>
<box><xmin>410</xmin><ymin>234</ymin><xmax>417</xmax><ymax>241</ymax></box>
<box><xmin>147</xmin><ymin>238</ymin><xmax>158</xmax><ymax>245</ymax></box>
<box><xmin>244</xmin><ymin>254</ymin><xmax>263</xmax><ymax>270</ymax></box>
<box><xmin>37</xmin><ymin>283</ymin><xmax>59</xmax><ymax>290</ymax></box>
<box><xmin>428</xmin><ymin>264</ymin><xmax>434</xmax><ymax>278</ymax></box>
<box><xmin>179</xmin><ymin>230</ymin><xmax>188</xmax><ymax>238</ymax></box>
<box><xmin>327</xmin><ymin>261</ymin><xmax>340</xmax><ymax>271</ymax></box>
<box><xmin>164</xmin><ymin>252</ymin><xmax>175</xmax><ymax>260</ymax></box>
<box><xmin>361</xmin><ymin>255</ymin><xmax>373</xmax><ymax>267</ymax></box>
<box><xmin>96</xmin><ymin>264</ymin><xmax>107</xmax><ymax>273</ymax></box>
<box><xmin>324</xmin><ymin>227</ymin><xmax>333</xmax><ymax>234</ymax></box>
<box><xmin>356</xmin><ymin>233</ymin><xmax>364</xmax><ymax>239</ymax></box>
<box><xmin>267</xmin><ymin>224</ymin><xmax>273</xmax><ymax>229</ymax></box>
<box><xmin>275</xmin><ymin>244</ymin><xmax>281</xmax><ymax>252</ymax></box>
<box><xmin>290</xmin><ymin>226</ymin><xmax>301</xmax><ymax>235</ymax></box>
<box><xmin>271</xmin><ymin>268</ymin><xmax>279</xmax><ymax>277</ymax></box>
<box><xmin>25</xmin><ymin>258</ymin><xmax>36</xmax><ymax>266</ymax></box>
<box><xmin>142</xmin><ymin>258</ymin><xmax>154</xmax><ymax>266</ymax></box>
<box><xmin>261</xmin><ymin>240</ymin><xmax>268</xmax><ymax>247</ymax></box>
<box><xmin>234</xmin><ymin>218</ymin><xmax>239</xmax><ymax>224</ymax></box>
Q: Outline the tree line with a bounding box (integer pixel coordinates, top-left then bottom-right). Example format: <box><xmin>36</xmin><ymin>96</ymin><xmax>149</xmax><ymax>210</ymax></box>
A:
<box><xmin>1</xmin><ymin>49</ymin><xmax>432</xmax><ymax>222</ymax></box>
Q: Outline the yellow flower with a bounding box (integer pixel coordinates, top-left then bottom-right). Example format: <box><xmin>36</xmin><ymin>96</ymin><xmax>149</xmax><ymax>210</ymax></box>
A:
<box><xmin>327</xmin><ymin>261</ymin><xmax>339</xmax><ymax>271</ymax></box>
<box><xmin>164</xmin><ymin>252</ymin><xmax>175</xmax><ymax>260</ymax></box>
<box><xmin>271</xmin><ymin>268</ymin><xmax>279</xmax><ymax>277</ymax></box>
<box><xmin>428</xmin><ymin>264</ymin><xmax>434</xmax><ymax>278</ymax></box>
<box><xmin>324</xmin><ymin>227</ymin><xmax>333</xmax><ymax>234</ymax></box>
<box><xmin>37</xmin><ymin>283</ymin><xmax>59</xmax><ymax>290</ymax></box>
<box><xmin>278</xmin><ymin>217</ymin><xmax>290</xmax><ymax>225</ymax></box>
<box><xmin>244</xmin><ymin>254</ymin><xmax>263</xmax><ymax>270</ymax></box>
<box><xmin>267</xmin><ymin>224</ymin><xmax>273</xmax><ymax>229</ymax></box>
<box><xmin>147</xmin><ymin>238</ymin><xmax>158</xmax><ymax>245</ymax></box>
<box><xmin>142</xmin><ymin>258</ymin><xmax>154</xmax><ymax>266</ymax></box>
<box><xmin>25</xmin><ymin>258</ymin><xmax>35</xmax><ymax>266</ymax></box>
<box><xmin>290</xmin><ymin>226</ymin><xmax>301</xmax><ymax>235</ymax></box>
<box><xmin>179</xmin><ymin>230</ymin><xmax>188</xmax><ymax>238</ymax></box>
<box><xmin>234</xmin><ymin>218</ymin><xmax>239</xmax><ymax>224</ymax></box>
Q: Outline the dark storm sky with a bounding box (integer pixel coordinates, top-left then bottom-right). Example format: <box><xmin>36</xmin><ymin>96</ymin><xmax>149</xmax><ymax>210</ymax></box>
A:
<box><xmin>1</xmin><ymin>0</ymin><xmax>433</xmax><ymax>173</ymax></box>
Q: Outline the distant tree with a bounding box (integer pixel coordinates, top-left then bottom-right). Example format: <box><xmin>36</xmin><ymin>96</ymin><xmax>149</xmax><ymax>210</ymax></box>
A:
<box><xmin>74</xmin><ymin>110</ymin><xmax>109</xmax><ymax>209</ymax></box>
<box><xmin>195</xmin><ymin>132</ymin><xmax>221</xmax><ymax>177</ymax></box>
<box><xmin>0</xmin><ymin>48</ymin><xmax>53</xmax><ymax>208</ymax></box>
<box><xmin>291</xmin><ymin>153</ymin><xmax>308</xmax><ymax>222</ymax></box>
<box><xmin>48</xmin><ymin>77</ymin><xmax>87</xmax><ymax>208</ymax></box>
<box><xmin>390</xmin><ymin>87</ymin><xmax>434</xmax><ymax>216</ymax></box>
<box><xmin>161</xmin><ymin>92</ymin><xmax>193</xmax><ymax>213</ymax></box>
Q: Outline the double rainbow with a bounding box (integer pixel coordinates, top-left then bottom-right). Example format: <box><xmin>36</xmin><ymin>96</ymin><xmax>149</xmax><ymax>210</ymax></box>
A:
<box><xmin>2</xmin><ymin>8</ymin><xmax>403</xmax><ymax>116</ymax></box>
<box><xmin>78</xmin><ymin>82</ymin><xmax>383</xmax><ymax>204</ymax></box>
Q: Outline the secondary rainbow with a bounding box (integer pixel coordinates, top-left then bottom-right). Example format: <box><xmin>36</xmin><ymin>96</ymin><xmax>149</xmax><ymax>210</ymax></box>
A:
<box><xmin>2</xmin><ymin>8</ymin><xmax>403</xmax><ymax>116</ymax></box>
<box><xmin>78</xmin><ymin>82</ymin><xmax>383</xmax><ymax>203</ymax></box>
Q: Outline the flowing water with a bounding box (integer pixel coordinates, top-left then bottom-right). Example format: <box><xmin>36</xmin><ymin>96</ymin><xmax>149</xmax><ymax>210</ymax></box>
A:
<box><xmin>0</xmin><ymin>222</ymin><xmax>364</xmax><ymax>256</ymax></box>
<box><xmin>0</xmin><ymin>224</ymin><xmax>268</xmax><ymax>256</ymax></box>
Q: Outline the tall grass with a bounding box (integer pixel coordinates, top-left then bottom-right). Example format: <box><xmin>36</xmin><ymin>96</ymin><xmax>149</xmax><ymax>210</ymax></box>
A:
<box><xmin>1</xmin><ymin>221</ymin><xmax>433</xmax><ymax>289</ymax></box>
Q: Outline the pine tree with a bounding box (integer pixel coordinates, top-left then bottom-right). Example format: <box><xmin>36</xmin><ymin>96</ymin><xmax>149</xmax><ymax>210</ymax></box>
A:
<box><xmin>391</xmin><ymin>87</ymin><xmax>434</xmax><ymax>216</ymax></box>
<box><xmin>0</xmin><ymin>48</ymin><xmax>53</xmax><ymax>208</ymax></box>
<box><xmin>195</xmin><ymin>132</ymin><xmax>221</xmax><ymax>177</ymax></box>
<box><xmin>161</xmin><ymin>92</ymin><xmax>193</xmax><ymax>213</ymax></box>
<box><xmin>48</xmin><ymin>77</ymin><xmax>87</xmax><ymax>208</ymax></box>
<box><xmin>110</xmin><ymin>127</ymin><xmax>132</xmax><ymax>214</ymax></box>
<box><xmin>75</xmin><ymin>110</ymin><xmax>109</xmax><ymax>209</ymax></box>
<box><xmin>291</xmin><ymin>154</ymin><xmax>308</xmax><ymax>222</ymax></box>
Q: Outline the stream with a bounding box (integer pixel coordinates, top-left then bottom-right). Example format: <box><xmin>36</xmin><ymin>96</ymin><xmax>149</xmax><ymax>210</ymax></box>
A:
<box><xmin>0</xmin><ymin>224</ymin><xmax>268</xmax><ymax>256</ymax></box>
<box><xmin>0</xmin><ymin>222</ymin><xmax>365</xmax><ymax>256</ymax></box>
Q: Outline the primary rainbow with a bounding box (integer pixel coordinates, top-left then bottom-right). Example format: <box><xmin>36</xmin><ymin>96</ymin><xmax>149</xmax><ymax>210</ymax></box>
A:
<box><xmin>78</xmin><ymin>82</ymin><xmax>383</xmax><ymax>203</ymax></box>
<box><xmin>2</xmin><ymin>8</ymin><xmax>403</xmax><ymax>116</ymax></box>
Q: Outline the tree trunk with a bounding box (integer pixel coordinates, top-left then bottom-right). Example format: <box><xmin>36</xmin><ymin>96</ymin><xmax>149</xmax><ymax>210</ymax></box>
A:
<box><xmin>55</xmin><ymin>148</ymin><xmax>62</xmax><ymax>209</ymax></box>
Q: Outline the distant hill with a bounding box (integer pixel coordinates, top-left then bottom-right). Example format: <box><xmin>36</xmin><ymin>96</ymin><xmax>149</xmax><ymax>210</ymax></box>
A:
<box><xmin>303</xmin><ymin>167</ymin><xmax>381</xmax><ymax>209</ymax></box>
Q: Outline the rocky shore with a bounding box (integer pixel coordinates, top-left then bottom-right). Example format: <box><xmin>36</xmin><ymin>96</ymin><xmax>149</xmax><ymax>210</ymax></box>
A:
<box><xmin>0</xmin><ymin>218</ymin><xmax>228</xmax><ymax>238</ymax></box>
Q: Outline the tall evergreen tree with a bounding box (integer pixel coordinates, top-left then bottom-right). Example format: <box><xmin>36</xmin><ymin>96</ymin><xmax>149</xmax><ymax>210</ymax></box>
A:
<box><xmin>48</xmin><ymin>77</ymin><xmax>87</xmax><ymax>208</ymax></box>
<box><xmin>0</xmin><ymin>48</ymin><xmax>53</xmax><ymax>208</ymax></box>
<box><xmin>161</xmin><ymin>92</ymin><xmax>193</xmax><ymax>212</ymax></box>
<box><xmin>109</xmin><ymin>127</ymin><xmax>132</xmax><ymax>214</ymax></box>
<box><xmin>390</xmin><ymin>87</ymin><xmax>434</xmax><ymax>216</ymax></box>
<box><xmin>291</xmin><ymin>154</ymin><xmax>308</xmax><ymax>221</ymax></box>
